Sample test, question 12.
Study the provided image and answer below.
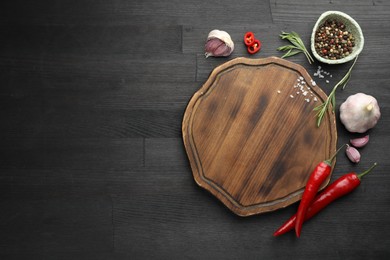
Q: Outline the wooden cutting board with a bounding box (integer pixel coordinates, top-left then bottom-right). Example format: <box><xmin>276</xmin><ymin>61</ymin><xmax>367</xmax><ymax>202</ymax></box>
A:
<box><xmin>182</xmin><ymin>57</ymin><xmax>337</xmax><ymax>216</ymax></box>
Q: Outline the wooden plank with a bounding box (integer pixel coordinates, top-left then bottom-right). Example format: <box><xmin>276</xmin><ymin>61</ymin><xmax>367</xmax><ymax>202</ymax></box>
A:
<box><xmin>270</xmin><ymin>0</ymin><xmax>390</xmax><ymax>24</ymax></box>
<box><xmin>40</xmin><ymin>109</ymin><xmax>183</xmax><ymax>138</ymax></box>
<box><xmin>0</xmin><ymin>196</ymin><xmax>113</xmax><ymax>256</ymax></box>
<box><xmin>0</xmin><ymin>54</ymin><xmax>196</xmax><ymax>83</ymax></box>
<box><xmin>0</xmin><ymin>169</ymin><xmax>111</xmax><ymax>199</ymax></box>
<box><xmin>0</xmin><ymin>138</ymin><xmax>143</xmax><ymax>170</ymax></box>
<box><xmin>0</xmin><ymin>24</ymin><xmax>194</xmax><ymax>84</ymax></box>
<box><xmin>23</xmin><ymin>109</ymin><xmax>181</xmax><ymax>139</ymax></box>
<box><xmin>0</xmin><ymin>107</ymin><xmax>185</xmax><ymax>139</ymax></box>
<box><xmin>144</xmin><ymin>138</ymin><xmax>189</xmax><ymax>168</ymax></box>
<box><xmin>0</xmin><ymin>252</ymin><xmax>113</xmax><ymax>260</ymax></box>
<box><xmin>0</xmin><ymin>78</ymin><xmax>198</xmax><ymax>138</ymax></box>
<box><xmin>0</xmin><ymin>76</ymin><xmax>199</xmax><ymax>110</ymax></box>
<box><xmin>0</xmin><ymin>24</ymin><xmax>183</xmax><ymax>56</ymax></box>
<box><xmin>71</xmin><ymin>82</ymin><xmax>199</xmax><ymax>111</ymax></box>
<box><xmin>0</xmin><ymin>0</ymin><xmax>272</xmax><ymax>26</ymax></box>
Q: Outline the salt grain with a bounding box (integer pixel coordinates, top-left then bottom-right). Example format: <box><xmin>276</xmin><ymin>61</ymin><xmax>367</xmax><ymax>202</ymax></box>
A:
<box><xmin>313</xmin><ymin>65</ymin><xmax>332</xmax><ymax>83</ymax></box>
<box><xmin>293</xmin><ymin>76</ymin><xmax>317</xmax><ymax>103</ymax></box>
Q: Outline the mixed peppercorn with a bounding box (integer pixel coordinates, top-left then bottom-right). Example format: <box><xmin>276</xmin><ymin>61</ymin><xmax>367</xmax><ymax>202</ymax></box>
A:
<box><xmin>314</xmin><ymin>19</ymin><xmax>355</xmax><ymax>60</ymax></box>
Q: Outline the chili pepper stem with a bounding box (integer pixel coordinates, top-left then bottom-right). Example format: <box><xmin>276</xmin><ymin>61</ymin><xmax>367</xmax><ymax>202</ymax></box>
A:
<box><xmin>357</xmin><ymin>163</ymin><xmax>377</xmax><ymax>180</ymax></box>
<box><xmin>324</xmin><ymin>144</ymin><xmax>347</xmax><ymax>165</ymax></box>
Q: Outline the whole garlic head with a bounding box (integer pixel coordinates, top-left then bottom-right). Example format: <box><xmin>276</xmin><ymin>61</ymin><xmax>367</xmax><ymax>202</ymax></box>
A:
<box><xmin>204</xmin><ymin>29</ymin><xmax>234</xmax><ymax>58</ymax></box>
<box><xmin>340</xmin><ymin>93</ymin><xmax>381</xmax><ymax>133</ymax></box>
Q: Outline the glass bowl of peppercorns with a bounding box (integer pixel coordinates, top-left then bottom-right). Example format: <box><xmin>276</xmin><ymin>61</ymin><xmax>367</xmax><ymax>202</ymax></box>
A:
<box><xmin>311</xmin><ymin>11</ymin><xmax>364</xmax><ymax>64</ymax></box>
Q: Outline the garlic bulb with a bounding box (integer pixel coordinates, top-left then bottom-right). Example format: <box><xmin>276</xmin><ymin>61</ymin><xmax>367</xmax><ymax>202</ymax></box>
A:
<box><xmin>205</xmin><ymin>29</ymin><xmax>234</xmax><ymax>58</ymax></box>
<box><xmin>340</xmin><ymin>93</ymin><xmax>381</xmax><ymax>133</ymax></box>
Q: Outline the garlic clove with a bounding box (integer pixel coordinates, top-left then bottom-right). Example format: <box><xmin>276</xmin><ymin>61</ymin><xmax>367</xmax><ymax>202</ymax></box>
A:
<box><xmin>207</xmin><ymin>30</ymin><xmax>235</xmax><ymax>50</ymax></box>
<box><xmin>350</xmin><ymin>135</ymin><xmax>369</xmax><ymax>148</ymax></box>
<box><xmin>346</xmin><ymin>144</ymin><xmax>361</xmax><ymax>163</ymax></box>
<box><xmin>205</xmin><ymin>38</ymin><xmax>231</xmax><ymax>57</ymax></box>
<box><xmin>205</xmin><ymin>38</ymin><xmax>225</xmax><ymax>57</ymax></box>
<box><xmin>204</xmin><ymin>29</ymin><xmax>234</xmax><ymax>58</ymax></box>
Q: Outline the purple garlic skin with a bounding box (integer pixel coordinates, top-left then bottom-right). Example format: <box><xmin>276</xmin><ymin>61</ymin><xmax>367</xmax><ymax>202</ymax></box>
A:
<box><xmin>350</xmin><ymin>135</ymin><xmax>369</xmax><ymax>148</ymax></box>
<box><xmin>204</xmin><ymin>29</ymin><xmax>234</xmax><ymax>58</ymax></box>
<box><xmin>346</xmin><ymin>145</ymin><xmax>361</xmax><ymax>163</ymax></box>
<box><xmin>205</xmin><ymin>38</ymin><xmax>232</xmax><ymax>57</ymax></box>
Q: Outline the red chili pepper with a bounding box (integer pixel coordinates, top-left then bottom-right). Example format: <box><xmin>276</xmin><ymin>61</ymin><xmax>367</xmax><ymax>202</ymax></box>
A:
<box><xmin>247</xmin><ymin>39</ymin><xmax>261</xmax><ymax>54</ymax></box>
<box><xmin>295</xmin><ymin>145</ymin><xmax>345</xmax><ymax>237</ymax></box>
<box><xmin>273</xmin><ymin>163</ymin><xmax>377</xmax><ymax>237</ymax></box>
<box><xmin>244</xmin><ymin>32</ymin><xmax>255</xmax><ymax>46</ymax></box>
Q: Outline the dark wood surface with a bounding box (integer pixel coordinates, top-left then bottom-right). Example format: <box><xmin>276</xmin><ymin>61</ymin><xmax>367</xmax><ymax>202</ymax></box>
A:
<box><xmin>0</xmin><ymin>1</ymin><xmax>389</xmax><ymax>259</ymax></box>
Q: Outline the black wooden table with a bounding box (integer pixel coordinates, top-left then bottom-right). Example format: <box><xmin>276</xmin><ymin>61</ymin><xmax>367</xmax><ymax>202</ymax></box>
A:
<box><xmin>1</xmin><ymin>1</ymin><xmax>389</xmax><ymax>259</ymax></box>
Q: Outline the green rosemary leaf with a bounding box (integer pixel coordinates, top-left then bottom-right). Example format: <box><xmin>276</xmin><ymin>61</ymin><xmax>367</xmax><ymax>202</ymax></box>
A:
<box><xmin>342</xmin><ymin>56</ymin><xmax>358</xmax><ymax>89</ymax></box>
<box><xmin>285</xmin><ymin>49</ymin><xmax>302</xmax><ymax>57</ymax></box>
<box><xmin>277</xmin><ymin>31</ymin><xmax>313</xmax><ymax>64</ymax></box>
<box><xmin>313</xmin><ymin>103</ymin><xmax>325</xmax><ymax>111</ymax></box>
<box><xmin>331</xmin><ymin>93</ymin><xmax>336</xmax><ymax>112</ymax></box>
<box><xmin>277</xmin><ymin>45</ymin><xmax>297</xmax><ymax>51</ymax></box>
<box><xmin>280</xmin><ymin>49</ymin><xmax>292</xmax><ymax>59</ymax></box>
<box><xmin>314</xmin><ymin>56</ymin><xmax>359</xmax><ymax>127</ymax></box>
<box><xmin>280</xmin><ymin>31</ymin><xmax>289</xmax><ymax>38</ymax></box>
<box><xmin>291</xmin><ymin>31</ymin><xmax>300</xmax><ymax>39</ymax></box>
<box><xmin>291</xmin><ymin>32</ymin><xmax>304</xmax><ymax>44</ymax></box>
<box><xmin>316</xmin><ymin>114</ymin><xmax>324</xmax><ymax>128</ymax></box>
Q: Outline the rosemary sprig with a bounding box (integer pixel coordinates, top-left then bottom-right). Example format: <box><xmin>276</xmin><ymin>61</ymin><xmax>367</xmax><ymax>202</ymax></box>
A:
<box><xmin>314</xmin><ymin>56</ymin><xmax>359</xmax><ymax>127</ymax></box>
<box><xmin>277</xmin><ymin>31</ymin><xmax>314</xmax><ymax>64</ymax></box>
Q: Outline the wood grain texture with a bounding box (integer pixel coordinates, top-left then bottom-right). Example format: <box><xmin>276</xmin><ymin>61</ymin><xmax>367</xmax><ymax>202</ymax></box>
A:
<box><xmin>0</xmin><ymin>0</ymin><xmax>272</xmax><ymax>26</ymax></box>
<box><xmin>270</xmin><ymin>0</ymin><xmax>390</xmax><ymax>24</ymax></box>
<box><xmin>1</xmin><ymin>0</ymin><xmax>390</xmax><ymax>259</ymax></box>
<box><xmin>183</xmin><ymin>57</ymin><xmax>337</xmax><ymax>216</ymax></box>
